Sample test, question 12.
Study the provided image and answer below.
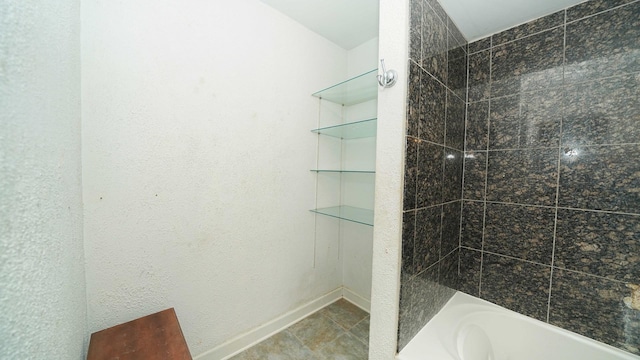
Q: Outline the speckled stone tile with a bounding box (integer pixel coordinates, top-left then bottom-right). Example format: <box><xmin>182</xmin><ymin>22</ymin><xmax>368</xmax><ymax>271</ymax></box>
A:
<box><xmin>230</xmin><ymin>330</ymin><xmax>318</xmax><ymax>360</ymax></box>
<box><xmin>447</xmin><ymin>45</ymin><xmax>468</xmax><ymax>101</ymax></box>
<box><xmin>462</xmin><ymin>151</ymin><xmax>487</xmax><ymax>200</ymax></box>
<box><xmin>480</xmin><ymin>253</ymin><xmax>551</xmax><ymax>321</ymax></box>
<box><xmin>468</xmin><ymin>37</ymin><xmax>491</xmax><ymax>54</ymax></box>
<box><xmin>468</xmin><ymin>50</ymin><xmax>491</xmax><ymax>102</ymax></box>
<box><xmin>397</xmin><ymin>274</ymin><xmax>414</xmax><ymax>351</ymax></box>
<box><xmin>445</xmin><ymin>91</ymin><xmax>466</xmax><ymax>151</ymax></box>
<box><xmin>488</xmin><ymin>95</ymin><xmax>521</xmax><ymax>149</ymax></box>
<box><xmin>416</xmin><ymin>141</ymin><xmax>444</xmax><ymax>208</ymax></box>
<box><xmin>406</xmin><ymin>61</ymin><xmax>421</xmax><ymax>138</ymax></box>
<box><xmin>421</xmin><ymin>2</ymin><xmax>448</xmax><ymax>85</ymax></box>
<box><xmin>420</xmin><ymin>72</ymin><xmax>446</xmax><ymax>144</ymax></box>
<box><xmin>555</xmin><ymin>209</ymin><xmax>640</xmax><ymax>282</ymax></box>
<box><xmin>288</xmin><ymin>312</ymin><xmax>345</xmax><ymax>351</ymax></box>
<box><xmin>565</xmin><ymin>1</ymin><xmax>640</xmax><ymax>84</ymax></box>
<box><xmin>441</xmin><ymin>201</ymin><xmax>462</xmax><ymax>255</ymax></box>
<box><xmin>466</xmin><ymin>101</ymin><xmax>489</xmax><ymax>151</ymax></box>
<box><xmin>319</xmin><ymin>299</ymin><xmax>368</xmax><ymax>331</ymax></box>
<box><xmin>412</xmin><ymin>264</ymin><xmax>456</xmax><ymax>330</ymax></box>
<box><xmin>424</xmin><ymin>0</ymin><xmax>448</xmax><ymax>29</ymax></box>
<box><xmin>349</xmin><ymin>316</ymin><xmax>369</xmax><ymax>344</ymax></box>
<box><xmin>491</xmin><ymin>28</ymin><xmax>564</xmax><ymax>98</ymax></box>
<box><xmin>315</xmin><ymin>332</ymin><xmax>368</xmax><ymax>360</ymax></box>
<box><xmin>562</xmin><ymin>73</ymin><xmax>640</xmax><ymax>147</ymax></box>
<box><xmin>459</xmin><ymin>247</ymin><xmax>482</xmax><ymax>296</ymax></box>
<box><xmin>443</xmin><ymin>149</ymin><xmax>463</xmax><ymax>203</ymax></box>
<box><xmin>549</xmin><ymin>269</ymin><xmax>640</xmax><ymax>355</ymax></box>
<box><xmin>492</xmin><ymin>10</ymin><xmax>564</xmax><ymax>46</ymax></box>
<box><xmin>489</xmin><ymin>89</ymin><xmax>562</xmax><ymax>149</ymax></box>
<box><xmin>461</xmin><ymin>201</ymin><xmax>484</xmax><ymax>250</ymax></box>
<box><xmin>399</xmin><ymin>266</ymin><xmax>442</xmax><ymax>351</ymax></box>
<box><xmin>448</xmin><ymin>19</ymin><xmax>467</xmax><ymax>51</ymax></box>
<box><xmin>402</xmin><ymin>211</ymin><xmax>417</xmax><ymax>276</ymax></box>
<box><xmin>403</xmin><ymin>137</ymin><xmax>418</xmax><ymax>211</ymax></box>
<box><xmin>484</xmin><ymin>203</ymin><xmax>555</xmax><ymax>264</ymax></box>
<box><xmin>486</xmin><ymin>149</ymin><xmax>558</xmax><ymax>206</ymax></box>
<box><xmin>414</xmin><ymin>206</ymin><xmax>442</xmax><ymax>272</ymax></box>
<box><xmin>409</xmin><ymin>0</ymin><xmax>422</xmax><ymax>62</ymax></box>
<box><xmin>567</xmin><ymin>0</ymin><xmax>637</xmax><ymax>23</ymax></box>
<box><xmin>558</xmin><ymin>144</ymin><xmax>640</xmax><ymax>213</ymax></box>
<box><xmin>439</xmin><ymin>248</ymin><xmax>460</xmax><ymax>290</ymax></box>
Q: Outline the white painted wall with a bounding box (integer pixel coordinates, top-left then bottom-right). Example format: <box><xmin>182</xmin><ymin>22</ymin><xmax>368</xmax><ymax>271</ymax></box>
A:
<box><xmin>369</xmin><ymin>0</ymin><xmax>409</xmax><ymax>358</ymax></box>
<box><xmin>0</xmin><ymin>0</ymin><xmax>86</xmax><ymax>359</ymax></box>
<box><xmin>81</xmin><ymin>0</ymin><xmax>349</xmax><ymax>356</ymax></box>
<box><xmin>340</xmin><ymin>37</ymin><xmax>379</xmax><ymax>308</ymax></box>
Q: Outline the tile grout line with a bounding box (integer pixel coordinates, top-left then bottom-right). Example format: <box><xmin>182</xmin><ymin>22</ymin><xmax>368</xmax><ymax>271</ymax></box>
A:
<box><xmin>546</xmin><ymin>9</ymin><xmax>567</xmax><ymax>323</ymax></box>
<box><xmin>407</xmin><ymin>135</ymin><xmax>466</xmax><ymax>152</ymax></box>
<box><xmin>565</xmin><ymin>0</ymin><xmax>640</xmax><ymax>25</ymax></box>
<box><xmin>412</xmin><ymin>59</ymin><xmax>467</xmax><ymax>104</ymax></box>
<box><xmin>478</xmin><ymin>35</ymin><xmax>493</xmax><ymax>298</ymax></box>
<box><xmin>458</xmin><ymin>200</ymin><xmax>640</xmax><ymax>217</ymax></box>
<box><xmin>466</xmin><ymin>68</ymin><xmax>640</xmax><ymax>103</ymax></box>
<box><xmin>480</xmin><ymin>142</ymin><xmax>640</xmax><ymax>151</ymax></box>
<box><xmin>409</xmin><ymin>37</ymin><xmax>422</xmax><ymax>282</ymax></box>
<box><xmin>458</xmin><ymin>40</ymin><xmax>472</xmax><ymax>279</ymax></box>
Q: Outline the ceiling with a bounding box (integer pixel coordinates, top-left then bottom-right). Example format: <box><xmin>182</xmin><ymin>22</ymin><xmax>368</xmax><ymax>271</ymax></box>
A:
<box><xmin>260</xmin><ymin>0</ymin><xmax>588</xmax><ymax>47</ymax></box>
<box><xmin>260</xmin><ymin>0</ymin><xmax>379</xmax><ymax>50</ymax></box>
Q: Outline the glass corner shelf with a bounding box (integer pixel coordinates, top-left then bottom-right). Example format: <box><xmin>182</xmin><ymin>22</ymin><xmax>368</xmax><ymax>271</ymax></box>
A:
<box><xmin>312</xmin><ymin>69</ymin><xmax>378</xmax><ymax>106</ymax></box>
<box><xmin>311</xmin><ymin>118</ymin><xmax>377</xmax><ymax>139</ymax></box>
<box><xmin>310</xmin><ymin>206</ymin><xmax>374</xmax><ymax>226</ymax></box>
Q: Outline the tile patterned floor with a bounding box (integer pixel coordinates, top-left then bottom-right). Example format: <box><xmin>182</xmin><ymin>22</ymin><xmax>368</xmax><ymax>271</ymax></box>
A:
<box><xmin>230</xmin><ymin>299</ymin><xmax>370</xmax><ymax>359</ymax></box>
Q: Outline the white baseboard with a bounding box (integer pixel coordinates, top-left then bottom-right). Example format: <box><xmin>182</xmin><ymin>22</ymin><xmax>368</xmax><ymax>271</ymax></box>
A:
<box><xmin>342</xmin><ymin>287</ymin><xmax>371</xmax><ymax>313</ymax></box>
<box><xmin>195</xmin><ymin>288</ymin><xmax>342</xmax><ymax>360</ymax></box>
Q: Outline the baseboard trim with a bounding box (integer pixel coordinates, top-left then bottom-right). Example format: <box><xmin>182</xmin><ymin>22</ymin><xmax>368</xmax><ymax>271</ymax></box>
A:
<box><xmin>194</xmin><ymin>288</ymin><xmax>343</xmax><ymax>360</ymax></box>
<box><xmin>342</xmin><ymin>287</ymin><xmax>371</xmax><ymax>313</ymax></box>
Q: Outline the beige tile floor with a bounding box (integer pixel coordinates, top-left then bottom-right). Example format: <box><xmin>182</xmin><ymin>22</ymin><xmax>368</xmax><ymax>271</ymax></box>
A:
<box><xmin>230</xmin><ymin>299</ymin><xmax>370</xmax><ymax>360</ymax></box>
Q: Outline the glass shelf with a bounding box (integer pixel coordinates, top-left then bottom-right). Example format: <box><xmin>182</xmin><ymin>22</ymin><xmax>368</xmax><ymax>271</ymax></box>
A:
<box><xmin>310</xmin><ymin>206</ymin><xmax>374</xmax><ymax>226</ymax></box>
<box><xmin>310</xmin><ymin>170</ymin><xmax>375</xmax><ymax>173</ymax></box>
<box><xmin>312</xmin><ymin>69</ymin><xmax>378</xmax><ymax>106</ymax></box>
<box><xmin>311</xmin><ymin>118</ymin><xmax>377</xmax><ymax>139</ymax></box>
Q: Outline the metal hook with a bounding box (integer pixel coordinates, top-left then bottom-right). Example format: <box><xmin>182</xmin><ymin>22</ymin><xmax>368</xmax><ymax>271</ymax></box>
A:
<box><xmin>377</xmin><ymin>59</ymin><xmax>398</xmax><ymax>88</ymax></box>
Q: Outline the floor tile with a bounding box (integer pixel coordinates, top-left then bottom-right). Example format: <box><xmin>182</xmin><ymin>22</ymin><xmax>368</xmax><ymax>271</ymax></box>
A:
<box><xmin>349</xmin><ymin>316</ymin><xmax>370</xmax><ymax>343</ymax></box>
<box><xmin>287</xmin><ymin>312</ymin><xmax>345</xmax><ymax>351</ymax></box>
<box><xmin>318</xmin><ymin>299</ymin><xmax>368</xmax><ymax>330</ymax></box>
<box><xmin>229</xmin><ymin>330</ymin><xmax>318</xmax><ymax>360</ymax></box>
<box><xmin>314</xmin><ymin>332</ymin><xmax>368</xmax><ymax>360</ymax></box>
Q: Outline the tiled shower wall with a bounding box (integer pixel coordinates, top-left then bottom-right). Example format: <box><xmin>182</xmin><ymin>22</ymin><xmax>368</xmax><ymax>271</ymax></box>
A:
<box><xmin>461</xmin><ymin>0</ymin><xmax>640</xmax><ymax>354</ymax></box>
<box><xmin>398</xmin><ymin>0</ymin><xmax>467</xmax><ymax>350</ymax></box>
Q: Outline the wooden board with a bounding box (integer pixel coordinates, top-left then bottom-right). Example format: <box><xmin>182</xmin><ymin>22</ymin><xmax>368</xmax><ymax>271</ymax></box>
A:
<box><xmin>87</xmin><ymin>308</ymin><xmax>192</xmax><ymax>360</ymax></box>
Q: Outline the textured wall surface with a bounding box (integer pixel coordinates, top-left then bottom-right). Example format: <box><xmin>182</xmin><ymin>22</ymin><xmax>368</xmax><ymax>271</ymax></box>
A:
<box><xmin>81</xmin><ymin>0</ymin><xmax>350</xmax><ymax>356</ymax></box>
<box><xmin>368</xmin><ymin>0</ymin><xmax>410</xmax><ymax>358</ymax></box>
<box><xmin>0</xmin><ymin>0</ymin><xmax>86</xmax><ymax>359</ymax></box>
<box><xmin>462</xmin><ymin>0</ymin><xmax>640</xmax><ymax>354</ymax></box>
<box><xmin>397</xmin><ymin>0</ymin><xmax>467</xmax><ymax>350</ymax></box>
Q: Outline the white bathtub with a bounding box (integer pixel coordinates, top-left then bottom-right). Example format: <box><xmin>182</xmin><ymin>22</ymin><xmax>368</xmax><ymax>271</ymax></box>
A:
<box><xmin>397</xmin><ymin>292</ymin><xmax>639</xmax><ymax>360</ymax></box>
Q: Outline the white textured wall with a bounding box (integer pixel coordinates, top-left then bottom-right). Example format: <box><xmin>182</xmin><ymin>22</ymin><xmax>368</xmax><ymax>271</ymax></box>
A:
<box><xmin>0</xmin><ymin>0</ymin><xmax>86</xmax><ymax>359</ymax></box>
<box><xmin>340</xmin><ymin>37</ymin><xmax>379</xmax><ymax>306</ymax></box>
<box><xmin>81</xmin><ymin>0</ymin><xmax>348</xmax><ymax>355</ymax></box>
<box><xmin>369</xmin><ymin>0</ymin><xmax>409</xmax><ymax>358</ymax></box>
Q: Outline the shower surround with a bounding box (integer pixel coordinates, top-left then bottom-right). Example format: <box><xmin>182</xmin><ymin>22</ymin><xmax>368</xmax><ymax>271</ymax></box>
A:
<box><xmin>400</xmin><ymin>0</ymin><xmax>640</xmax><ymax>355</ymax></box>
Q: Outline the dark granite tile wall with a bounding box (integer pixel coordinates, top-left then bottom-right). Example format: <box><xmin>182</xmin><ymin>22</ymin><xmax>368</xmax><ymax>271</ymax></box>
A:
<box><xmin>399</xmin><ymin>0</ymin><xmax>468</xmax><ymax>351</ymax></box>
<box><xmin>459</xmin><ymin>0</ymin><xmax>640</xmax><ymax>355</ymax></box>
<box><xmin>480</xmin><ymin>254</ymin><xmax>551</xmax><ymax>321</ymax></box>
